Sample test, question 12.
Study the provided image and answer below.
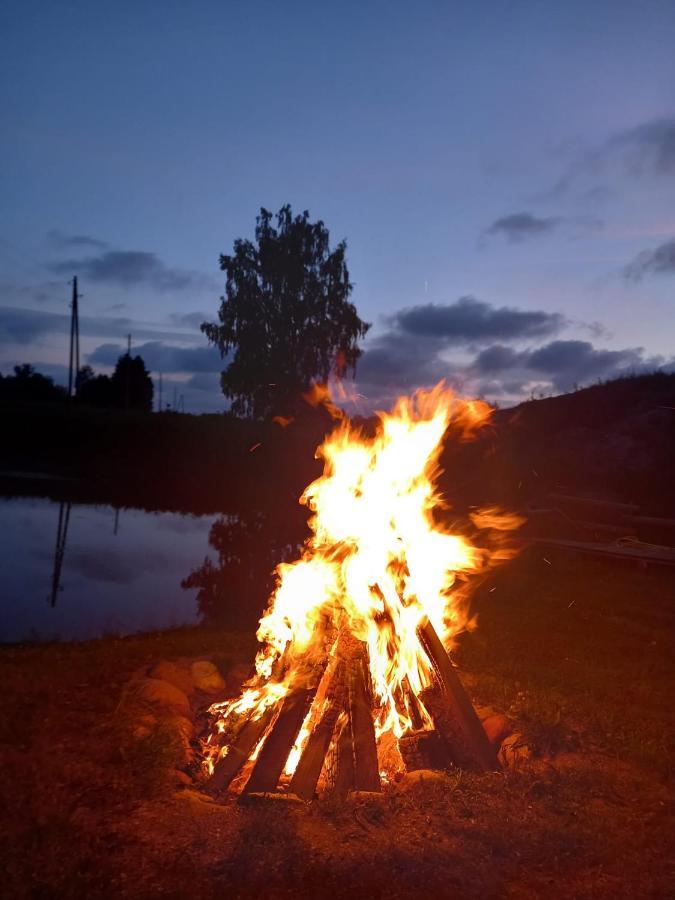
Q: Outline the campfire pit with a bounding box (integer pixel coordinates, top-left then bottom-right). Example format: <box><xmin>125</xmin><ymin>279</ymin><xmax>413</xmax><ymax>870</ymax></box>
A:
<box><xmin>202</xmin><ymin>384</ymin><xmax>522</xmax><ymax>800</ymax></box>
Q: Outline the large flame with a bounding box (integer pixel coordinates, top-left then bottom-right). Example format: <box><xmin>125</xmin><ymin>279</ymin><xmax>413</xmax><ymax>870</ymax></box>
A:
<box><xmin>207</xmin><ymin>383</ymin><xmax>522</xmax><ymax>779</ymax></box>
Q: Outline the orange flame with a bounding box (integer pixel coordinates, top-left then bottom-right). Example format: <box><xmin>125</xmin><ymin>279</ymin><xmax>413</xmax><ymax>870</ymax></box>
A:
<box><xmin>207</xmin><ymin>382</ymin><xmax>520</xmax><ymax>776</ymax></box>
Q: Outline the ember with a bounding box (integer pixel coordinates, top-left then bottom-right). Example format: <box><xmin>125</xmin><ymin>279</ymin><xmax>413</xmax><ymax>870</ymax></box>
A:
<box><xmin>204</xmin><ymin>383</ymin><xmax>523</xmax><ymax>798</ymax></box>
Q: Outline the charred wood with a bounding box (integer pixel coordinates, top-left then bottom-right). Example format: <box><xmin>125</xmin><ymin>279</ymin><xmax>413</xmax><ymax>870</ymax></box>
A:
<box><xmin>347</xmin><ymin>646</ymin><xmax>381</xmax><ymax>792</ymax></box>
<box><xmin>209</xmin><ymin>705</ymin><xmax>276</xmax><ymax>792</ymax></box>
<box><xmin>417</xmin><ymin>617</ymin><xmax>499</xmax><ymax>772</ymax></box>
<box><xmin>243</xmin><ymin>685</ymin><xmax>318</xmax><ymax>795</ymax></box>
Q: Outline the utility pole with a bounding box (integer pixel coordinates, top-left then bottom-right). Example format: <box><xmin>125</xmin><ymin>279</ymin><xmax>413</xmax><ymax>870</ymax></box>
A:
<box><xmin>67</xmin><ymin>277</ymin><xmax>80</xmax><ymax>398</ymax></box>
<box><xmin>158</xmin><ymin>372</ymin><xmax>163</xmax><ymax>413</ymax></box>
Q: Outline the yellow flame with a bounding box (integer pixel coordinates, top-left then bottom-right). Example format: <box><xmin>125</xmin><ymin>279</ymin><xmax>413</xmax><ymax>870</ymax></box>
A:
<box><xmin>207</xmin><ymin>382</ymin><xmax>520</xmax><ymax>778</ymax></box>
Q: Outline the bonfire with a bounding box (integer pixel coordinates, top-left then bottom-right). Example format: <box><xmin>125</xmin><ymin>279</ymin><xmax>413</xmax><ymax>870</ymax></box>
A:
<box><xmin>203</xmin><ymin>383</ymin><xmax>522</xmax><ymax>799</ymax></box>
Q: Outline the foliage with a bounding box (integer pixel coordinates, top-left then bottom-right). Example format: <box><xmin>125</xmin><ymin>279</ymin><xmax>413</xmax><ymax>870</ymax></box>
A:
<box><xmin>203</xmin><ymin>204</ymin><xmax>370</xmax><ymax>418</ymax></box>
<box><xmin>78</xmin><ymin>354</ymin><xmax>154</xmax><ymax>411</ymax></box>
<box><xmin>0</xmin><ymin>363</ymin><xmax>66</xmax><ymax>404</ymax></box>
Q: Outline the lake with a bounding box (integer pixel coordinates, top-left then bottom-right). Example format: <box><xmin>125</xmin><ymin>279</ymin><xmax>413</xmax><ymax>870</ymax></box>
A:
<box><xmin>0</xmin><ymin>496</ymin><xmax>218</xmax><ymax>642</ymax></box>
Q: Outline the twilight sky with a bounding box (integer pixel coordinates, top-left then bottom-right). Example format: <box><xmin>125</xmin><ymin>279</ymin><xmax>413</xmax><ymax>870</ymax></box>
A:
<box><xmin>1</xmin><ymin>0</ymin><xmax>674</xmax><ymax>412</ymax></box>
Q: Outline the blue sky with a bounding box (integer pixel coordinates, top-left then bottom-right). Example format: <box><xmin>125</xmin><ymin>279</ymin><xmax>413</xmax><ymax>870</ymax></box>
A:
<box><xmin>1</xmin><ymin>0</ymin><xmax>674</xmax><ymax>411</ymax></box>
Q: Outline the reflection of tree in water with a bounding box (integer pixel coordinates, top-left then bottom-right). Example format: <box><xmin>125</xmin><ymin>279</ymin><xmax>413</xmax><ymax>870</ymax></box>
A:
<box><xmin>183</xmin><ymin>507</ymin><xmax>308</xmax><ymax>629</ymax></box>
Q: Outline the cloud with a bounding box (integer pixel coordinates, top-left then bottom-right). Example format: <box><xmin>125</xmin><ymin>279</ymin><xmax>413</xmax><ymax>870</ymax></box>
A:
<box><xmin>624</xmin><ymin>238</ymin><xmax>675</xmax><ymax>280</ymax></box>
<box><xmin>47</xmin><ymin>250</ymin><xmax>213</xmax><ymax>293</ymax></box>
<box><xmin>605</xmin><ymin>118</ymin><xmax>675</xmax><ymax>177</ymax></box>
<box><xmin>485</xmin><ymin>212</ymin><xmax>560</xmax><ymax>242</ymax></box>
<box><xmin>0</xmin><ymin>280</ymin><xmax>67</xmax><ymax>306</ymax></box>
<box><xmin>168</xmin><ymin>311</ymin><xmax>210</xmax><ymax>330</ymax></box>
<box><xmin>469</xmin><ymin>339</ymin><xmax>664</xmax><ymax>392</ymax></box>
<box><xmin>0</xmin><ymin>305</ymin><xmax>210</xmax><ymax>346</ymax></box>
<box><xmin>394</xmin><ymin>296</ymin><xmax>565</xmax><ymax>344</ymax></box>
<box><xmin>88</xmin><ymin>340</ymin><xmax>225</xmax><ymax>374</ymax></box>
<box><xmin>357</xmin><ymin>331</ymin><xmax>450</xmax><ymax>389</ymax></box>
<box><xmin>47</xmin><ymin>229</ymin><xmax>108</xmax><ymax>251</ymax></box>
<box><xmin>351</xmin><ymin>296</ymin><xmax>570</xmax><ymax>405</ymax></box>
<box><xmin>554</xmin><ymin>117</ymin><xmax>675</xmax><ymax>193</ymax></box>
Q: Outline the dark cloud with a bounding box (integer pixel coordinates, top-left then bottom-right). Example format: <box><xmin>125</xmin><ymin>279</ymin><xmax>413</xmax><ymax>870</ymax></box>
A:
<box><xmin>554</xmin><ymin>117</ymin><xmax>675</xmax><ymax>193</ymax></box>
<box><xmin>606</xmin><ymin>118</ymin><xmax>675</xmax><ymax>177</ymax></box>
<box><xmin>624</xmin><ymin>238</ymin><xmax>675</xmax><ymax>280</ymax></box>
<box><xmin>47</xmin><ymin>250</ymin><xmax>212</xmax><ymax>293</ymax></box>
<box><xmin>47</xmin><ymin>229</ymin><xmax>108</xmax><ymax>250</ymax></box>
<box><xmin>357</xmin><ymin>331</ymin><xmax>450</xmax><ymax>389</ymax></box>
<box><xmin>394</xmin><ymin>296</ymin><xmax>564</xmax><ymax>344</ymax></box>
<box><xmin>470</xmin><ymin>339</ymin><xmax>664</xmax><ymax>392</ymax></box>
<box><xmin>88</xmin><ymin>340</ymin><xmax>224</xmax><ymax>374</ymax></box>
<box><xmin>472</xmin><ymin>344</ymin><xmax>520</xmax><ymax>373</ymax></box>
<box><xmin>0</xmin><ymin>305</ymin><xmax>208</xmax><ymax>346</ymax></box>
<box><xmin>486</xmin><ymin>212</ymin><xmax>560</xmax><ymax>242</ymax></box>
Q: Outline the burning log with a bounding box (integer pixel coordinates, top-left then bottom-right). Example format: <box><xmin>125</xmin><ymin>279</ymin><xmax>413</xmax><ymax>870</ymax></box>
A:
<box><xmin>243</xmin><ymin>678</ymin><xmax>322</xmax><ymax>795</ymax></box>
<box><xmin>209</xmin><ymin>705</ymin><xmax>277</xmax><ymax>792</ymax></box>
<box><xmin>418</xmin><ymin>617</ymin><xmax>498</xmax><ymax>772</ymax></box>
<box><xmin>329</xmin><ymin>716</ymin><xmax>355</xmax><ymax>797</ymax></box>
<box><xmin>347</xmin><ymin>645</ymin><xmax>381</xmax><ymax>792</ymax></box>
<box><xmin>289</xmin><ymin>666</ymin><xmax>346</xmax><ymax>800</ymax></box>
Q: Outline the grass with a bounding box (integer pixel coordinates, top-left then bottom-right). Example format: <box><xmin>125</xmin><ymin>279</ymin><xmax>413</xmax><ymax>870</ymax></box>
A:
<box><xmin>457</xmin><ymin>550</ymin><xmax>675</xmax><ymax>776</ymax></box>
<box><xmin>0</xmin><ymin>555</ymin><xmax>674</xmax><ymax>898</ymax></box>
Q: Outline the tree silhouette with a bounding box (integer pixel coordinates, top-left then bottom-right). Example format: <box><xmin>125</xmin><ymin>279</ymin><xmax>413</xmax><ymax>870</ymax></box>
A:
<box><xmin>77</xmin><ymin>354</ymin><xmax>153</xmax><ymax>411</ymax></box>
<box><xmin>202</xmin><ymin>204</ymin><xmax>370</xmax><ymax>418</ymax></box>
<box><xmin>111</xmin><ymin>354</ymin><xmax>154</xmax><ymax>411</ymax></box>
<box><xmin>0</xmin><ymin>364</ymin><xmax>65</xmax><ymax>404</ymax></box>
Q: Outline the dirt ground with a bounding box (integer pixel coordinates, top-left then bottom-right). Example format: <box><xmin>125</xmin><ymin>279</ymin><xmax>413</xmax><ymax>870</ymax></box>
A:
<box><xmin>1</xmin><ymin>551</ymin><xmax>674</xmax><ymax>899</ymax></box>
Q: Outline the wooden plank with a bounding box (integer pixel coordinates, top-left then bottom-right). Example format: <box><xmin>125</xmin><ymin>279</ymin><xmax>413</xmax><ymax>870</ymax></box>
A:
<box><xmin>243</xmin><ymin>685</ymin><xmax>317</xmax><ymax>795</ymax></box>
<box><xmin>289</xmin><ymin>664</ymin><xmax>346</xmax><ymax>801</ymax></box>
<box><xmin>402</xmin><ymin>676</ymin><xmax>425</xmax><ymax>731</ymax></box>
<box><xmin>208</xmin><ymin>705</ymin><xmax>276</xmax><ymax>792</ymax></box>
<box><xmin>417</xmin><ymin>618</ymin><xmax>499</xmax><ymax>772</ymax></box>
<box><xmin>544</xmin><ymin>494</ymin><xmax>639</xmax><ymax>526</ymax></box>
<box><xmin>331</xmin><ymin>718</ymin><xmax>355</xmax><ymax>797</ymax></box>
<box><xmin>289</xmin><ymin>697</ymin><xmax>343</xmax><ymax>800</ymax></box>
<box><xmin>530</xmin><ymin>537</ymin><xmax>675</xmax><ymax>567</ymax></box>
<box><xmin>347</xmin><ymin>648</ymin><xmax>381</xmax><ymax>792</ymax></box>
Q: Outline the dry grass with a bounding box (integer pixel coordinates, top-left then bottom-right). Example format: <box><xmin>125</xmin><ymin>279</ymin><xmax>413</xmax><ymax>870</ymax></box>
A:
<box><xmin>0</xmin><ymin>554</ymin><xmax>674</xmax><ymax>898</ymax></box>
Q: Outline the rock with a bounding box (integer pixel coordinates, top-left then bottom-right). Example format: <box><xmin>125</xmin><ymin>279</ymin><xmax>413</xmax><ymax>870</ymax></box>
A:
<box><xmin>164</xmin><ymin>715</ymin><xmax>194</xmax><ymax>741</ymax></box>
<box><xmin>498</xmin><ymin>732</ymin><xmax>532</xmax><ymax>768</ymax></box>
<box><xmin>149</xmin><ymin>660</ymin><xmax>194</xmax><ymax>695</ymax></box>
<box><xmin>161</xmin><ymin>715</ymin><xmax>195</xmax><ymax>765</ymax></box>
<box><xmin>396</xmin><ymin>769</ymin><xmax>452</xmax><ymax>792</ymax></box>
<box><xmin>226</xmin><ymin>662</ymin><xmax>253</xmax><ymax>692</ymax></box>
<box><xmin>482</xmin><ymin>714</ymin><xmax>513</xmax><ymax>748</ymax></box>
<box><xmin>172</xmin><ymin>769</ymin><xmax>193</xmax><ymax>786</ymax></box>
<box><xmin>132</xmin><ymin>713</ymin><xmax>158</xmax><ymax>741</ymax></box>
<box><xmin>135</xmin><ymin>678</ymin><xmax>191</xmax><ymax>716</ymax></box>
<box><xmin>191</xmin><ymin>660</ymin><xmax>226</xmax><ymax>694</ymax></box>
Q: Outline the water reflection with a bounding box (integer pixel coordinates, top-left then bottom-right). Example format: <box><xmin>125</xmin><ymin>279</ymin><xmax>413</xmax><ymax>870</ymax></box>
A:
<box><xmin>183</xmin><ymin>507</ymin><xmax>308</xmax><ymax>630</ymax></box>
<box><xmin>0</xmin><ymin>496</ymin><xmax>217</xmax><ymax>642</ymax></box>
<box><xmin>49</xmin><ymin>501</ymin><xmax>71</xmax><ymax>607</ymax></box>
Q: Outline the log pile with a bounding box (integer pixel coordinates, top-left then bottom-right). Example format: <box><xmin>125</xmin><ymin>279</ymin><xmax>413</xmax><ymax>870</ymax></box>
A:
<box><xmin>206</xmin><ymin>616</ymin><xmax>499</xmax><ymax>799</ymax></box>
